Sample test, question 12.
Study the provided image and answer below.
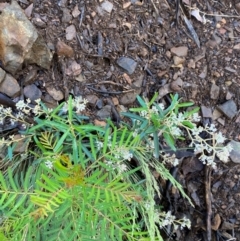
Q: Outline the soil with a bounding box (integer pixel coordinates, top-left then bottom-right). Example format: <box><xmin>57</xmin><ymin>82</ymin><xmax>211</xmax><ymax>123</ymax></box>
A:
<box><xmin>2</xmin><ymin>0</ymin><xmax>240</xmax><ymax>240</ymax></box>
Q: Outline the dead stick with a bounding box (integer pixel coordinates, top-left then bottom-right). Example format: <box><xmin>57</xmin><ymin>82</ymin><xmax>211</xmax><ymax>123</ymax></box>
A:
<box><xmin>205</xmin><ymin>165</ymin><xmax>212</xmax><ymax>241</ymax></box>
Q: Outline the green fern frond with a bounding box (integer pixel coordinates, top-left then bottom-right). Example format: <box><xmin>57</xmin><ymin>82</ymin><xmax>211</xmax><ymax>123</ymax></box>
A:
<box><xmin>38</xmin><ymin>132</ymin><xmax>58</xmax><ymax>150</ymax></box>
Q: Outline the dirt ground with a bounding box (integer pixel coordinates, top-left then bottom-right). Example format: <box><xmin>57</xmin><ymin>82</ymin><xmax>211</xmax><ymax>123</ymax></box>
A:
<box><xmin>2</xmin><ymin>0</ymin><xmax>240</xmax><ymax>240</ymax></box>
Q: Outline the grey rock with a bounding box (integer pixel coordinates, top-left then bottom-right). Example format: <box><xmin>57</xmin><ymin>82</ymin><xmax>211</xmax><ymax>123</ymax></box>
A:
<box><xmin>119</xmin><ymin>89</ymin><xmax>141</xmax><ymax>105</ymax></box>
<box><xmin>170</xmin><ymin>46</ymin><xmax>188</xmax><ymax>57</ymax></box>
<box><xmin>0</xmin><ymin>68</ymin><xmax>6</xmax><ymax>83</ymax></box>
<box><xmin>101</xmin><ymin>1</ymin><xmax>113</xmax><ymax>13</ymax></box>
<box><xmin>0</xmin><ymin>1</ymin><xmax>52</xmax><ymax>74</ymax></box>
<box><xmin>96</xmin><ymin>99</ymin><xmax>103</xmax><ymax>109</ymax></box>
<box><xmin>96</xmin><ymin>105</ymin><xmax>112</xmax><ymax>119</ymax></box>
<box><xmin>229</xmin><ymin>140</ymin><xmax>240</xmax><ymax>164</ymax></box>
<box><xmin>221</xmin><ymin>221</ymin><xmax>235</xmax><ymax>230</ymax></box>
<box><xmin>210</xmin><ymin>83</ymin><xmax>220</xmax><ymax>100</ymax></box>
<box><xmin>23</xmin><ymin>69</ymin><xmax>37</xmax><ymax>85</ymax></box>
<box><xmin>86</xmin><ymin>94</ymin><xmax>98</xmax><ymax>106</ymax></box>
<box><xmin>217</xmin><ymin>100</ymin><xmax>237</xmax><ymax>119</ymax></box>
<box><xmin>117</xmin><ymin>57</ymin><xmax>137</xmax><ymax>75</ymax></box>
<box><xmin>0</xmin><ymin>73</ymin><xmax>20</xmax><ymax>97</ymax></box>
<box><xmin>24</xmin><ymin>84</ymin><xmax>42</xmax><ymax>101</ymax></box>
<box><xmin>61</xmin><ymin>8</ymin><xmax>72</xmax><ymax>23</ymax></box>
<box><xmin>201</xmin><ymin>106</ymin><xmax>212</xmax><ymax>118</ymax></box>
<box><xmin>46</xmin><ymin>87</ymin><xmax>64</xmax><ymax>101</ymax></box>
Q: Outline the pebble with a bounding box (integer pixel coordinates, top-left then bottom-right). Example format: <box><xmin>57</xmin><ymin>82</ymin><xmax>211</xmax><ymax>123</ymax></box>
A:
<box><xmin>62</xmin><ymin>8</ymin><xmax>72</xmax><ymax>23</ymax></box>
<box><xmin>24</xmin><ymin>84</ymin><xmax>42</xmax><ymax>101</ymax></box>
<box><xmin>221</xmin><ymin>221</ymin><xmax>235</xmax><ymax>230</ymax></box>
<box><xmin>0</xmin><ymin>73</ymin><xmax>20</xmax><ymax>97</ymax></box>
<box><xmin>46</xmin><ymin>87</ymin><xmax>64</xmax><ymax>101</ymax></box>
<box><xmin>23</xmin><ymin>68</ymin><xmax>37</xmax><ymax>85</ymax></box>
<box><xmin>173</xmin><ymin>56</ymin><xmax>185</xmax><ymax>66</ymax></box>
<box><xmin>212</xmin><ymin>108</ymin><xmax>222</xmax><ymax>120</ymax></box>
<box><xmin>170</xmin><ymin>46</ymin><xmax>188</xmax><ymax>57</ymax></box>
<box><xmin>0</xmin><ymin>68</ymin><xmax>6</xmax><ymax>83</ymax></box>
<box><xmin>117</xmin><ymin>57</ymin><xmax>137</xmax><ymax>75</ymax></box>
<box><xmin>101</xmin><ymin>1</ymin><xmax>113</xmax><ymax>13</ymax></box>
<box><xmin>210</xmin><ymin>83</ymin><xmax>220</xmax><ymax>99</ymax></box>
<box><xmin>13</xmin><ymin>134</ymin><xmax>30</xmax><ymax>154</ymax></box>
<box><xmin>217</xmin><ymin>100</ymin><xmax>237</xmax><ymax>119</ymax></box>
<box><xmin>170</xmin><ymin>77</ymin><xmax>183</xmax><ymax>92</ymax></box>
<box><xmin>119</xmin><ymin>89</ymin><xmax>141</xmax><ymax>105</ymax></box>
<box><xmin>228</xmin><ymin>140</ymin><xmax>240</xmax><ymax>164</ymax></box>
<box><xmin>56</xmin><ymin>40</ymin><xmax>74</xmax><ymax>58</ymax></box>
<box><xmin>85</xmin><ymin>94</ymin><xmax>98</xmax><ymax>106</ymax></box>
<box><xmin>201</xmin><ymin>106</ymin><xmax>212</xmax><ymax>118</ymax></box>
<box><xmin>66</xmin><ymin>24</ymin><xmax>76</xmax><ymax>41</ymax></box>
<box><xmin>96</xmin><ymin>105</ymin><xmax>112</xmax><ymax>119</ymax></box>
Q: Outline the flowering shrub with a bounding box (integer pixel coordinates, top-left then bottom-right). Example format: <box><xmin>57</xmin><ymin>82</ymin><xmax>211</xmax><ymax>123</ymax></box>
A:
<box><xmin>0</xmin><ymin>93</ymin><xmax>231</xmax><ymax>241</ymax></box>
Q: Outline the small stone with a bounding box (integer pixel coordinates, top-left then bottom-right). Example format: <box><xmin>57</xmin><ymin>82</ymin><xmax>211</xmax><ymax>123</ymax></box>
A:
<box><xmin>201</xmin><ymin>106</ymin><xmax>212</xmax><ymax>118</ymax></box>
<box><xmin>112</xmin><ymin>97</ymin><xmax>119</xmax><ymax>105</ymax></box>
<box><xmin>94</xmin><ymin>119</ymin><xmax>106</xmax><ymax>127</ymax></box>
<box><xmin>62</xmin><ymin>8</ymin><xmax>72</xmax><ymax>23</ymax></box>
<box><xmin>212</xmin><ymin>109</ymin><xmax>222</xmax><ymax>120</ymax></box>
<box><xmin>221</xmin><ymin>221</ymin><xmax>235</xmax><ymax>230</ymax></box>
<box><xmin>233</xmin><ymin>43</ymin><xmax>240</xmax><ymax>50</ymax></box>
<box><xmin>122</xmin><ymin>73</ymin><xmax>132</xmax><ymax>84</ymax></box>
<box><xmin>236</xmin><ymin>3</ymin><xmax>240</xmax><ymax>12</ymax></box>
<box><xmin>217</xmin><ymin>118</ymin><xmax>225</xmax><ymax>126</ymax></box>
<box><xmin>229</xmin><ymin>140</ymin><xmax>240</xmax><ymax>164</ymax></box>
<box><xmin>101</xmin><ymin>1</ymin><xmax>113</xmax><ymax>13</ymax></box>
<box><xmin>72</xmin><ymin>5</ymin><xmax>80</xmax><ymax>18</ymax></box>
<box><xmin>123</xmin><ymin>2</ymin><xmax>131</xmax><ymax>9</ymax></box>
<box><xmin>85</xmin><ymin>94</ymin><xmax>98</xmax><ymax>106</ymax></box>
<box><xmin>210</xmin><ymin>83</ymin><xmax>220</xmax><ymax>99</ymax></box>
<box><xmin>170</xmin><ymin>46</ymin><xmax>188</xmax><ymax>57</ymax></box>
<box><xmin>119</xmin><ymin>89</ymin><xmax>141</xmax><ymax>105</ymax></box>
<box><xmin>46</xmin><ymin>87</ymin><xmax>64</xmax><ymax>101</ymax></box>
<box><xmin>23</xmin><ymin>68</ymin><xmax>37</xmax><ymax>85</ymax></box>
<box><xmin>96</xmin><ymin>105</ymin><xmax>112</xmax><ymax>119</ymax></box>
<box><xmin>56</xmin><ymin>40</ymin><xmax>74</xmax><ymax>58</ymax></box>
<box><xmin>13</xmin><ymin>134</ymin><xmax>30</xmax><ymax>154</ymax></box>
<box><xmin>217</xmin><ymin>100</ymin><xmax>237</xmax><ymax>119</ymax></box>
<box><xmin>24</xmin><ymin>3</ymin><xmax>33</xmax><ymax>18</ymax></box>
<box><xmin>199</xmin><ymin>65</ymin><xmax>208</xmax><ymax>79</ymax></box>
<box><xmin>96</xmin><ymin>99</ymin><xmax>103</xmax><ymax>109</ymax></box>
<box><xmin>212</xmin><ymin>214</ymin><xmax>221</xmax><ymax>231</ymax></box>
<box><xmin>170</xmin><ymin>78</ymin><xmax>183</xmax><ymax>92</ymax></box>
<box><xmin>0</xmin><ymin>68</ymin><xmax>6</xmax><ymax>83</ymax></box>
<box><xmin>32</xmin><ymin>17</ymin><xmax>46</xmax><ymax>28</ymax></box>
<box><xmin>0</xmin><ymin>1</ymin><xmax>52</xmax><ymax>74</ymax></box>
<box><xmin>173</xmin><ymin>56</ymin><xmax>185</xmax><ymax>66</ymax></box>
<box><xmin>226</xmin><ymin>91</ymin><xmax>233</xmax><ymax>100</ymax></box>
<box><xmin>66</xmin><ymin>25</ymin><xmax>76</xmax><ymax>41</ymax></box>
<box><xmin>225</xmin><ymin>66</ymin><xmax>236</xmax><ymax>73</ymax></box>
<box><xmin>0</xmin><ymin>74</ymin><xmax>20</xmax><ymax>97</ymax></box>
<box><xmin>117</xmin><ymin>57</ymin><xmax>137</xmax><ymax>75</ymax></box>
<box><xmin>188</xmin><ymin>59</ymin><xmax>195</xmax><ymax>68</ymax></box>
<box><xmin>41</xmin><ymin>93</ymin><xmax>58</xmax><ymax>109</ymax></box>
<box><xmin>24</xmin><ymin>84</ymin><xmax>42</xmax><ymax>101</ymax></box>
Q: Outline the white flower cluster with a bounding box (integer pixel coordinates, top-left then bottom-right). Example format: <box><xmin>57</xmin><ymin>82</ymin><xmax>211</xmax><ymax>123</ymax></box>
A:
<box><xmin>0</xmin><ymin>99</ymin><xmax>43</xmax><ymax>129</ymax></box>
<box><xmin>139</xmin><ymin>103</ymin><xmax>165</xmax><ymax>119</ymax></box>
<box><xmin>158</xmin><ymin>211</ymin><xmax>191</xmax><ymax>230</ymax></box>
<box><xmin>162</xmin><ymin>153</ymin><xmax>179</xmax><ymax>167</ymax></box>
<box><xmin>189</xmin><ymin>124</ymin><xmax>232</xmax><ymax>168</ymax></box>
<box><xmin>105</xmin><ymin>160</ymin><xmax>128</xmax><ymax>174</ymax></box>
<box><xmin>16</xmin><ymin>98</ymin><xmax>42</xmax><ymax>115</ymax></box>
<box><xmin>61</xmin><ymin>96</ymin><xmax>88</xmax><ymax>114</ymax></box>
<box><xmin>45</xmin><ymin>160</ymin><xmax>53</xmax><ymax>169</ymax></box>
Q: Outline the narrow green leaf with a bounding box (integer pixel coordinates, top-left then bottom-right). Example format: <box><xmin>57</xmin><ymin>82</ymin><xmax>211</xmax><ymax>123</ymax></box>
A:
<box><xmin>163</xmin><ymin>132</ymin><xmax>176</xmax><ymax>151</ymax></box>
<box><xmin>53</xmin><ymin>129</ymin><xmax>70</xmax><ymax>153</ymax></box>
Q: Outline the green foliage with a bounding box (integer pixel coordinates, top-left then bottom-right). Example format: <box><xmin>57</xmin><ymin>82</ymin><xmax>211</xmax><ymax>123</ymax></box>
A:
<box><xmin>0</xmin><ymin>94</ymin><xmax>196</xmax><ymax>240</ymax></box>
